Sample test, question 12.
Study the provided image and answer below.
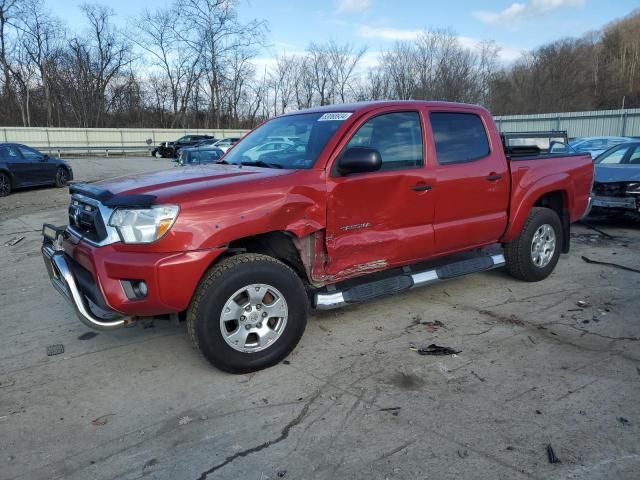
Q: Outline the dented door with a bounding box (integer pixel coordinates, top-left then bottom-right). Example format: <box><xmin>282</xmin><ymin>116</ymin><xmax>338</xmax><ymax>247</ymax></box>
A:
<box><xmin>324</xmin><ymin>109</ymin><xmax>436</xmax><ymax>280</ymax></box>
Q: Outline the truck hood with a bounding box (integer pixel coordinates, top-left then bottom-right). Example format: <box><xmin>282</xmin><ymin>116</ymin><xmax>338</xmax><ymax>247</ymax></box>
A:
<box><xmin>595</xmin><ymin>164</ymin><xmax>640</xmax><ymax>183</ymax></box>
<box><xmin>91</xmin><ymin>164</ymin><xmax>294</xmax><ymax>199</ymax></box>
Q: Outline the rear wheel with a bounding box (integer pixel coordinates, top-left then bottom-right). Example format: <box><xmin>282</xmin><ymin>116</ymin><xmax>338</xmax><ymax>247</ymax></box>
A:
<box><xmin>0</xmin><ymin>172</ymin><xmax>10</xmax><ymax>196</ymax></box>
<box><xmin>504</xmin><ymin>207</ymin><xmax>562</xmax><ymax>282</ymax></box>
<box><xmin>54</xmin><ymin>167</ymin><xmax>69</xmax><ymax>187</ymax></box>
<box><xmin>187</xmin><ymin>253</ymin><xmax>308</xmax><ymax>373</ymax></box>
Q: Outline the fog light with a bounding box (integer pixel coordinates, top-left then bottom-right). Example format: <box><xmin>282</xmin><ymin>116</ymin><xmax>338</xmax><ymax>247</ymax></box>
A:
<box><xmin>121</xmin><ymin>280</ymin><xmax>148</xmax><ymax>300</ymax></box>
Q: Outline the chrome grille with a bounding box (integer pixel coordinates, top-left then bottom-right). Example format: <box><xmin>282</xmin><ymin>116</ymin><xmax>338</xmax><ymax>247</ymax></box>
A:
<box><xmin>67</xmin><ymin>194</ymin><xmax>120</xmax><ymax>246</ymax></box>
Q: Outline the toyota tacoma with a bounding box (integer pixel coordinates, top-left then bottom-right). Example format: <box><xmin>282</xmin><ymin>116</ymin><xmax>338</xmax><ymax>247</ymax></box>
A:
<box><xmin>42</xmin><ymin>101</ymin><xmax>594</xmax><ymax>373</ymax></box>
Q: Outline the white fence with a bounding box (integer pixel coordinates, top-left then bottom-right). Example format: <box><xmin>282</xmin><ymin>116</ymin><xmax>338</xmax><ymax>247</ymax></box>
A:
<box><xmin>0</xmin><ymin>127</ymin><xmax>250</xmax><ymax>154</ymax></box>
<box><xmin>494</xmin><ymin>108</ymin><xmax>640</xmax><ymax>138</ymax></box>
<box><xmin>4</xmin><ymin>108</ymin><xmax>640</xmax><ymax>154</ymax></box>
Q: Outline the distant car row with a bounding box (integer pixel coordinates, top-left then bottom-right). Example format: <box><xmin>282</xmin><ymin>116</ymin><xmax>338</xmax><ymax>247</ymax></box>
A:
<box><xmin>151</xmin><ymin>135</ymin><xmax>241</xmax><ymax>158</ymax></box>
<box><xmin>1</xmin><ymin>134</ymin><xmax>639</xmax><ymax>221</ymax></box>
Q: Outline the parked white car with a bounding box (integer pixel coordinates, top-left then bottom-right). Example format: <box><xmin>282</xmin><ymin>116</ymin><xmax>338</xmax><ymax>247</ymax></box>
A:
<box><xmin>213</xmin><ymin>137</ymin><xmax>241</xmax><ymax>153</ymax></box>
<box><xmin>240</xmin><ymin>141</ymin><xmax>294</xmax><ymax>161</ymax></box>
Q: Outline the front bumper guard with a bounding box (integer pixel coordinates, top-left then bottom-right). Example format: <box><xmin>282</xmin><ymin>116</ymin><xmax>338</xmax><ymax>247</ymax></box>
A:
<box><xmin>42</xmin><ymin>228</ymin><xmax>131</xmax><ymax>331</ymax></box>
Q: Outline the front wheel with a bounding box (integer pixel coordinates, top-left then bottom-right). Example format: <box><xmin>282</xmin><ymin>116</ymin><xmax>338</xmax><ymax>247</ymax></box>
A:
<box><xmin>187</xmin><ymin>253</ymin><xmax>308</xmax><ymax>373</ymax></box>
<box><xmin>504</xmin><ymin>207</ymin><xmax>562</xmax><ymax>282</ymax></box>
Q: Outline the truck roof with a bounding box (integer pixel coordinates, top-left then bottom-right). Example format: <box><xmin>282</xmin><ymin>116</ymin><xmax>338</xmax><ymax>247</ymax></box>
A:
<box><xmin>285</xmin><ymin>100</ymin><xmax>488</xmax><ymax>116</ymax></box>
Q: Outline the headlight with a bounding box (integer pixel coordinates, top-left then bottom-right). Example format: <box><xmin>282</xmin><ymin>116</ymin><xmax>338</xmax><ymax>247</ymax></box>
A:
<box><xmin>109</xmin><ymin>205</ymin><xmax>179</xmax><ymax>244</ymax></box>
<box><xmin>626</xmin><ymin>183</ymin><xmax>640</xmax><ymax>195</ymax></box>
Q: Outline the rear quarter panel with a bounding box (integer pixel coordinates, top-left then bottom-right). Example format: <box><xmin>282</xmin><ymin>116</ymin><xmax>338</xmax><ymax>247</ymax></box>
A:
<box><xmin>501</xmin><ymin>154</ymin><xmax>593</xmax><ymax>243</ymax></box>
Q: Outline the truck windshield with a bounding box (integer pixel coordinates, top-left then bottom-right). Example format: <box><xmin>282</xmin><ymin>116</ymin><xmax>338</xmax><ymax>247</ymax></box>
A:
<box><xmin>224</xmin><ymin>112</ymin><xmax>350</xmax><ymax>169</ymax></box>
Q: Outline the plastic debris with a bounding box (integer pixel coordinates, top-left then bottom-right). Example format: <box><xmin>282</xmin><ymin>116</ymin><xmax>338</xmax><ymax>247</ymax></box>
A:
<box><xmin>576</xmin><ymin>300</ymin><xmax>589</xmax><ymax>308</ymax></box>
<box><xmin>4</xmin><ymin>236</ymin><xmax>25</xmax><ymax>246</ymax></box>
<box><xmin>546</xmin><ymin>444</ymin><xmax>560</xmax><ymax>464</ymax></box>
<box><xmin>178</xmin><ymin>416</ymin><xmax>193</xmax><ymax>425</ymax></box>
<box><xmin>417</xmin><ymin>344</ymin><xmax>461</xmax><ymax>356</ymax></box>
<box><xmin>46</xmin><ymin>344</ymin><xmax>64</xmax><ymax>356</ymax></box>
<box><xmin>143</xmin><ymin>458</ymin><xmax>158</xmax><ymax>471</ymax></box>
<box><xmin>276</xmin><ymin>470</ymin><xmax>287</xmax><ymax>478</ymax></box>
<box><xmin>91</xmin><ymin>414</ymin><xmax>115</xmax><ymax>426</ymax></box>
<box><xmin>617</xmin><ymin>417</ymin><xmax>630</xmax><ymax>425</ymax></box>
<box><xmin>422</xmin><ymin>320</ymin><xmax>445</xmax><ymax>332</ymax></box>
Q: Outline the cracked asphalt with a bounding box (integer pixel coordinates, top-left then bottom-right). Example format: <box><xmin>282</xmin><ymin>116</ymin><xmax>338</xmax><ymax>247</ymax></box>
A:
<box><xmin>1</xmin><ymin>157</ymin><xmax>640</xmax><ymax>480</ymax></box>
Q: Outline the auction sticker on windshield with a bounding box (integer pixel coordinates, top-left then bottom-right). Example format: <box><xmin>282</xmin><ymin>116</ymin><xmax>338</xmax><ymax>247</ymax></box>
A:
<box><xmin>318</xmin><ymin>112</ymin><xmax>352</xmax><ymax>121</ymax></box>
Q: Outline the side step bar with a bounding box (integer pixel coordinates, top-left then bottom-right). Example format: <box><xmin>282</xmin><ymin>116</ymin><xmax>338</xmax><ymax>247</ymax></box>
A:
<box><xmin>315</xmin><ymin>254</ymin><xmax>505</xmax><ymax>310</ymax></box>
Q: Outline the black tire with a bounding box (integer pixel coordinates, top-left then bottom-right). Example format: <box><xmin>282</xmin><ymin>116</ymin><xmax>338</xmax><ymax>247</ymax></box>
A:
<box><xmin>0</xmin><ymin>172</ymin><xmax>11</xmax><ymax>197</ymax></box>
<box><xmin>504</xmin><ymin>207</ymin><xmax>562</xmax><ymax>282</ymax></box>
<box><xmin>187</xmin><ymin>253</ymin><xmax>308</xmax><ymax>373</ymax></box>
<box><xmin>54</xmin><ymin>167</ymin><xmax>69</xmax><ymax>188</ymax></box>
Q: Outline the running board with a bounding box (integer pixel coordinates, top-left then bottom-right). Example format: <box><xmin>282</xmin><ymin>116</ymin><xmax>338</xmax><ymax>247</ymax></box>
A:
<box><xmin>314</xmin><ymin>253</ymin><xmax>505</xmax><ymax>310</ymax></box>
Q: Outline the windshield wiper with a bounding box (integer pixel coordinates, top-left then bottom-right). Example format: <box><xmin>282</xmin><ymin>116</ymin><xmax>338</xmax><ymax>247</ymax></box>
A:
<box><xmin>239</xmin><ymin>160</ymin><xmax>283</xmax><ymax>169</ymax></box>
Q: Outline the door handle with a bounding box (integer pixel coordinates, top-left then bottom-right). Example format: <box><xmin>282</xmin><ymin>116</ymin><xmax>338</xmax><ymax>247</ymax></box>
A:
<box><xmin>411</xmin><ymin>183</ymin><xmax>432</xmax><ymax>192</ymax></box>
<box><xmin>486</xmin><ymin>174</ymin><xmax>502</xmax><ymax>181</ymax></box>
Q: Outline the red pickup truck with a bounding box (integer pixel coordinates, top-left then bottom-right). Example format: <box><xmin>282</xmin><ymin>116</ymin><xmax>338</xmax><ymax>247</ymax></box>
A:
<box><xmin>42</xmin><ymin>101</ymin><xmax>593</xmax><ymax>373</ymax></box>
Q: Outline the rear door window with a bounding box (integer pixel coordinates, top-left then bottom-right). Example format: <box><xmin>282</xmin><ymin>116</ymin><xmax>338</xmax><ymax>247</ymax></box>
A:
<box><xmin>629</xmin><ymin>146</ymin><xmax>640</xmax><ymax>164</ymax></box>
<box><xmin>595</xmin><ymin>145</ymin><xmax>632</xmax><ymax>164</ymax></box>
<box><xmin>0</xmin><ymin>145</ymin><xmax>21</xmax><ymax>160</ymax></box>
<box><xmin>430</xmin><ymin>112</ymin><xmax>490</xmax><ymax>164</ymax></box>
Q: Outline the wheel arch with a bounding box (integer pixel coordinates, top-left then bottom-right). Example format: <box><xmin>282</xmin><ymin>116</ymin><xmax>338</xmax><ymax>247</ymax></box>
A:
<box><xmin>502</xmin><ymin>172</ymin><xmax>573</xmax><ymax>253</ymax></box>
<box><xmin>218</xmin><ymin>230</ymin><xmax>310</xmax><ymax>285</ymax></box>
<box><xmin>533</xmin><ymin>190</ymin><xmax>570</xmax><ymax>253</ymax></box>
<box><xmin>0</xmin><ymin>167</ymin><xmax>14</xmax><ymax>182</ymax></box>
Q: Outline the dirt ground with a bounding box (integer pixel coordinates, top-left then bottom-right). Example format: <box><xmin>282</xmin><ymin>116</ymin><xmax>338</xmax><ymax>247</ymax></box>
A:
<box><xmin>1</xmin><ymin>157</ymin><xmax>639</xmax><ymax>480</ymax></box>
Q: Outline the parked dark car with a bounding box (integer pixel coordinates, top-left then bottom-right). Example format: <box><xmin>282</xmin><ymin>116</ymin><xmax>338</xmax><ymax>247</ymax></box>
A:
<box><xmin>590</xmin><ymin>141</ymin><xmax>640</xmax><ymax>214</ymax></box>
<box><xmin>177</xmin><ymin>146</ymin><xmax>225</xmax><ymax>166</ymax></box>
<box><xmin>151</xmin><ymin>135</ymin><xmax>216</xmax><ymax>159</ymax></box>
<box><xmin>0</xmin><ymin>143</ymin><xmax>73</xmax><ymax>197</ymax></box>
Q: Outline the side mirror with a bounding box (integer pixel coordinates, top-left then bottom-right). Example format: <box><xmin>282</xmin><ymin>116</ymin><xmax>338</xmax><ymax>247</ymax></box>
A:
<box><xmin>42</xmin><ymin>154</ymin><xmax>49</xmax><ymax>162</ymax></box>
<box><xmin>337</xmin><ymin>147</ymin><xmax>382</xmax><ymax>176</ymax></box>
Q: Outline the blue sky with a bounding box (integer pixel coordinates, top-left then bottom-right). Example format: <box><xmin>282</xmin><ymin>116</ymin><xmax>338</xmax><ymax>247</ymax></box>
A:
<box><xmin>46</xmin><ymin>0</ymin><xmax>639</xmax><ymax>67</ymax></box>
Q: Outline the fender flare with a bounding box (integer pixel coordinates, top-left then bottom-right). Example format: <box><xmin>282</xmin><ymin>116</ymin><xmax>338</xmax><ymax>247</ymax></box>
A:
<box><xmin>501</xmin><ymin>172</ymin><xmax>574</xmax><ymax>244</ymax></box>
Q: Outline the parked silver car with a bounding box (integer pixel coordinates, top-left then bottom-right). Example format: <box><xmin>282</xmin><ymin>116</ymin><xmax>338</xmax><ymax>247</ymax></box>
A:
<box><xmin>569</xmin><ymin>136</ymin><xmax>634</xmax><ymax>158</ymax></box>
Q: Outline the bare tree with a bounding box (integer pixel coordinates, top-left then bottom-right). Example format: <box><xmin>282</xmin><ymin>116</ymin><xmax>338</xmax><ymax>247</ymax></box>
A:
<box><xmin>0</xmin><ymin>2</ymin><xmax>639</xmax><ymax>128</ymax></box>
<box><xmin>269</xmin><ymin>53</ymin><xmax>297</xmax><ymax>114</ymax></box>
<box><xmin>307</xmin><ymin>42</ymin><xmax>334</xmax><ymax>106</ymax></box>
<box><xmin>294</xmin><ymin>56</ymin><xmax>314</xmax><ymax>109</ymax></box>
<box><xmin>61</xmin><ymin>4</ymin><xmax>130</xmax><ymax>127</ymax></box>
<box><xmin>177</xmin><ymin>0</ymin><xmax>266</xmax><ymax>128</ymax></box>
<box><xmin>327</xmin><ymin>40</ymin><xmax>366</xmax><ymax>103</ymax></box>
<box><xmin>379</xmin><ymin>42</ymin><xmax>418</xmax><ymax>100</ymax></box>
<box><xmin>130</xmin><ymin>7</ymin><xmax>202</xmax><ymax>127</ymax></box>
<box><xmin>13</xmin><ymin>0</ymin><xmax>65</xmax><ymax>125</ymax></box>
